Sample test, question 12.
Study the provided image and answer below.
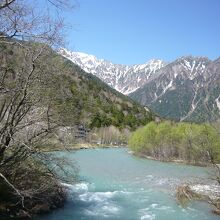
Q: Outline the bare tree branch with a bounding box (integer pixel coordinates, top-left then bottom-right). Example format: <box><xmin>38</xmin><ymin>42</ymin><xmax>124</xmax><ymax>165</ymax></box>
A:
<box><xmin>0</xmin><ymin>172</ymin><xmax>24</xmax><ymax>207</ymax></box>
<box><xmin>0</xmin><ymin>0</ymin><xmax>15</xmax><ymax>10</ymax></box>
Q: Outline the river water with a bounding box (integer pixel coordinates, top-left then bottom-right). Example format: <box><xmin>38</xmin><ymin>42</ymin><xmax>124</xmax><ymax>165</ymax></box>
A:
<box><xmin>35</xmin><ymin>148</ymin><xmax>219</xmax><ymax>220</ymax></box>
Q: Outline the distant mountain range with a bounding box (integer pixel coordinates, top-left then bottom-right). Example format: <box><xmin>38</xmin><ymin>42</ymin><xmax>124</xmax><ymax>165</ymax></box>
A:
<box><xmin>130</xmin><ymin>56</ymin><xmax>220</xmax><ymax>122</ymax></box>
<box><xmin>60</xmin><ymin>48</ymin><xmax>166</xmax><ymax>95</ymax></box>
<box><xmin>60</xmin><ymin>49</ymin><xmax>220</xmax><ymax>122</ymax></box>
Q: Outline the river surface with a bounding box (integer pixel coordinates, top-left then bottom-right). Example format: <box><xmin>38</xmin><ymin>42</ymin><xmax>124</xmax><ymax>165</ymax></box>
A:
<box><xmin>35</xmin><ymin>148</ymin><xmax>219</xmax><ymax>220</ymax></box>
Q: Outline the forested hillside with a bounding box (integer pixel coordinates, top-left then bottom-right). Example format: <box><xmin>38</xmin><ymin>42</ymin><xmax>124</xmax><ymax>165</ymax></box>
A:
<box><xmin>0</xmin><ymin>41</ymin><xmax>154</xmax><ymax>131</ymax></box>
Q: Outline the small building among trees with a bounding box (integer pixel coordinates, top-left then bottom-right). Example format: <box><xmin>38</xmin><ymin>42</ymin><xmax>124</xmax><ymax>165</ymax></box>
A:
<box><xmin>74</xmin><ymin>124</ymin><xmax>90</xmax><ymax>141</ymax></box>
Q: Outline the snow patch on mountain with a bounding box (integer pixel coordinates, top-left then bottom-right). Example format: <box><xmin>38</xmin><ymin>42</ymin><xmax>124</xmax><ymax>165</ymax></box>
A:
<box><xmin>179</xmin><ymin>57</ymin><xmax>208</xmax><ymax>81</ymax></box>
<box><xmin>215</xmin><ymin>95</ymin><xmax>220</xmax><ymax>111</ymax></box>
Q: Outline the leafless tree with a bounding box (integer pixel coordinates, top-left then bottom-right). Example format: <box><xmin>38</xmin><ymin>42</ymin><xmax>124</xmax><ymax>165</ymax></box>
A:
<box><xmin>0</xmin><ymin>0</ymin><xmax>76</xmax><ymax>211</ymax></box>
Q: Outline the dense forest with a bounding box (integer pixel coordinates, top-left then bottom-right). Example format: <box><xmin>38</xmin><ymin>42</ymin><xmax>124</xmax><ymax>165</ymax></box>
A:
<box><xmin>129</xmin><ymin>121</ymin><xmax>220</xmax><ymax>165</ymax></box>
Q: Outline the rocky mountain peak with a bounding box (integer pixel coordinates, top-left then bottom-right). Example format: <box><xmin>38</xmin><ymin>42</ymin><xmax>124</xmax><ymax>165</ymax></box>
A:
<box><xmin>130</xmin><ymin>56</ymin><xmax>220</xmax><ymax>122</ymax></box>
<box><xmin>59</xmin><ymin>48</ymin><xmax>166</xmax><ymax>95</ymax></box>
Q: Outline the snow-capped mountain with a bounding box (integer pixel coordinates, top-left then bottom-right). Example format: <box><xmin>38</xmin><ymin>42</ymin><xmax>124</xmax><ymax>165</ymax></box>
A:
<box><xmin>130</xmin><ymin>56</ymin><xmax>220</xmax><ymax>122</ymax></box>
<box><xmin>60</xmin><ymin>48</ymin><xmax>220</xmax><ymax>122</ymax></box>
<box><xmin>59</xmin><ymin>48</ymin><xmax>166</xmax><ymax>94</ymax></box>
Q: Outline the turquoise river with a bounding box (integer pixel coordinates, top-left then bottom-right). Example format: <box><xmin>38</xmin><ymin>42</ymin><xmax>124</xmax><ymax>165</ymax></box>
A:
<box><xmin>35</xmin><ymin>148</ymin><xmax>219</xmax><ymax>220</ymax></box>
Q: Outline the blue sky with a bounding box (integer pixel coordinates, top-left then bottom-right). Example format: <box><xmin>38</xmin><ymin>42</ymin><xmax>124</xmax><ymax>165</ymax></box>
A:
<box><xmin>64</xmin><ymin>0</ymin><xmax>220</xmax><ymax>64</ymax></box>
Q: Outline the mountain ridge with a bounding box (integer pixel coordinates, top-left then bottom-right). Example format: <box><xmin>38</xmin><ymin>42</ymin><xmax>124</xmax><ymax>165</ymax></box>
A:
<box><xmin>59</xmin><ymin>48</ymin><xmax>220</xmax><ymax>122</ymax></box>
<box><xmin>59</xmin><ymin>48</ymin><xmax>166</xmax><ymax>94</ymax></box>
<box><xmin>130</xmin><ymin>56</ymin><xmax>220</xmax><ymax>122</ymax></box>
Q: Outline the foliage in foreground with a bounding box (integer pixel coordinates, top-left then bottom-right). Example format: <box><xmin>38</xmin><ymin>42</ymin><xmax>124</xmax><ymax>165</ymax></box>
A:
<box><xmin>129</xmin><ymin>121</ymin><xmax>220</xmax><ymax>164</ymax></box>
<box><xmin>0</xmin><ymin>154</ymin><xmax>73</xmax><ymax>218</ymax></box>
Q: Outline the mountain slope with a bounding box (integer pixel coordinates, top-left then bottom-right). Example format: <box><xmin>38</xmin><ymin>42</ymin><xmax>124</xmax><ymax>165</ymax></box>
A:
<box><xmin>130</xmin><ymin>56</ymin><xmax>220</xmax><ymax>122</ymax></box>
<box><xmin>55</xmin><ymin>60</ymin><xmax>154</xmax><ymax>130</ymax></box>
<box><xmin>0</xmin><ymin>42</ymin><xmax>154</xmax><ymax>131</ymax></box>
<box><xmin>59</xmin><ymin>48</ymin><xmax>166</xmax><ymax>95</ymax></box>
<box><xmin>59</xmin><ymin>48</ymin><xmax>220</xmax><ymax>122</ymax></box>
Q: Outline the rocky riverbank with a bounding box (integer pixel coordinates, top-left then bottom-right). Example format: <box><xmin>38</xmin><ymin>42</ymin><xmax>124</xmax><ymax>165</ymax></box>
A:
<box><xmin>176</xmin><ymin>184</ymin><xmax>220</xmax><ymax>215</ymax></box>
<box><xmin>130</xmin><ymin>150</ymin><xmax>220</xmax><ymax>215</ymax></box>
<box><xmin>0</xmin><ymin>182</ymin><xmax>66</xmax><ymax>219</ymax></box>
<box><xmin>41</xmin><ymin>143</ymin><xmax>127</xmax><ymax>152</ymax></box>
<box><xmin>132</xmin><ymin>151</ymin><xmax>210</xmax><ymax>167</ymax></box>
<box><xmin>0</xmin><ymin>156</ymin><xmax>70</xmax><ymax>220</ymax></box>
